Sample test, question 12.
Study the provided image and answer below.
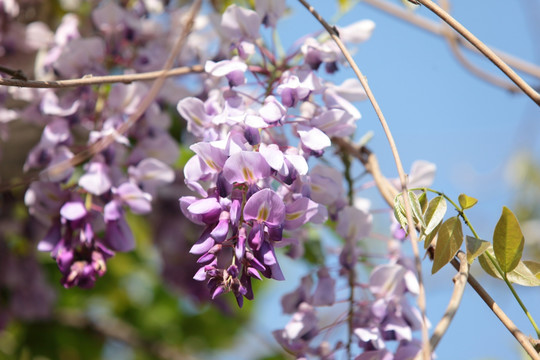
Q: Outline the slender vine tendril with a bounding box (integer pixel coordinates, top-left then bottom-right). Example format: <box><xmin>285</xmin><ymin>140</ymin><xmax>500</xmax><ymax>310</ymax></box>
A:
<box><xmin>411</xmin><ymin>187</ymin><xmax>540</xmax><ymax>338</ymax></box>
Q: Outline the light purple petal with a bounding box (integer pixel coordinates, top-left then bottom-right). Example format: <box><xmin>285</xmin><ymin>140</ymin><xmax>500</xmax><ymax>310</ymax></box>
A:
<box><xmin>285</xmin><ymin>197</ymin><xmax>321</xmax><ymax>230</ymax></box>
<box><xmin>223</xmin><ymin>151</ymin><xmax>271</xmax><ymax>185</ymax></box>
<box><xmin>297</xmin><ymin>125</ymin><xmax>331</xmax><ymax>151</ymax></box>
<box><xmin>60</xmin><ymin>201</ymin><xmax>87</xmax><ymax>221</ymax></box>
<box><xmin>259</xmin><ymin>143</ymin><xmax>284</xmax><ymax>171</ymax></box>
<box><xmin>114</xmin><ymin>182</ymin><xmax>152</xmax><ymax>214</ymax></box>
<box><xmin>221</xmin><ymin>4</ymin><xmax>261</xmax><ymax>41</ymax></box>
<box><xmin>105</xmin><ymin>216</ymin><xmax>135</xmax><ymax>252</ymax></box>
<box><xmin>336</xmin><ymin>206</ymin><xmax>373</xmax><ymax>241</ymax></box>
<box><xmin>243</xmin><ymin>188</ymin><xmax>285</xmax><ymax>226</ymax></box>
<box><xmin>78</xmin><ymin>162</ymin><xmax>111</xmax><ymax>196</ymax></box>
<box><xmin>311</xmin><ymin>267</ymin><xmax>336</xmax><ymax>306</ymax></box>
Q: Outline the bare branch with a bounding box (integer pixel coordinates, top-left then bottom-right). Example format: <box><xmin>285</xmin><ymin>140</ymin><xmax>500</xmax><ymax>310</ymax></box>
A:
<box><xmin>438</xmin><ymin>0</ymin><xmax>521</xmax><ymax>93</ymax></box>
<box><xmin>362</xmin><ymin>0</ymin><xmax>540</xmax><ymax>81</ymax></box>
<box><xmin>429</xmin><ymin>251</ymin><xmax>469</xmax><ymax>350</ymax></box>
<box><xmin>449</xmin><ymin>257</ymin><xmax>540</xmax><ymax>360</ymax></box>
<box><xmin>414</xmin><ymin>0</ymin><xmax>540</xmax><ymax>105</ymax></box>
<box><xmin>0</xmin><ymin>65</ymin><xmax>204</xmax><ymax>88</ymax></box>
<box><xmin>297</xmin><ymin>1</ymin><xmax>430</xmax><ymax>358</ymax></box>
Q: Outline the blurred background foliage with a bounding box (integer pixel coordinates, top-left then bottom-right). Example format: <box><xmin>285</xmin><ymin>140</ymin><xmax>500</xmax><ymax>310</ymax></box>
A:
<box><xmin>1</xmin><ymin>0</ymin><xmax>539</xmax><ymax>359</ymax></box>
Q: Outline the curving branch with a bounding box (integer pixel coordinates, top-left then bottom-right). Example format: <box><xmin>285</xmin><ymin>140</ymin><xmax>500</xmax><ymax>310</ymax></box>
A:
<box><xmin>0</xmin><ymin>65</ymin><xmax>204</xmax><ymax>88</ymax></box>
<box><xmin>438</xmin><ymin>0</ymin><xmax>521</xmax><ymax>93</ymax></box>
<box><xmin>298</xmin><ymin>1</ymin><xmax>431</xmax><ymax>358</ymax></box>
<box><xmin>449</xmin><ymin>256</ymin><xmax>540</xmax><ymax>360</ymax></box>
<box><xmin>412</xmin><ymin>0</ymin><xmax>540</xmax><ymax>105</ymax></box>
<box><xmin>429</xmin><ymin>251</ymin><xmax>469</xmax><ymax>351</ymax></box>
<box><xmin>362</xmin><ymin>0</ymin><xmax>540</xmax><ymax>82</ymax></box>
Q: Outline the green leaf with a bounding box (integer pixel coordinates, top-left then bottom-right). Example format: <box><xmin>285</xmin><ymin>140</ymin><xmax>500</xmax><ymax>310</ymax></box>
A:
<box><xmin>479</xmin><ymin>248</ymin><xmax>540</xmax><ymax>286</ymax></box>
<box><xmin>418</xmin><ymin>191</ymin><xmax>428</xmax><ymax>214</ymax></box>
<box><xmin>338</xmin><ymin>0</ymin><xmax>354</xmax><ymax>12</ymax></box>
<box><xmin>423</xmin><ymin>196</ymin><xmax>447</xmax><ymax>235</ymax></box>
<box><xmin>493</xmin><ymin>206</ymin><xmax>525</xmax><ymax>273</ymax></box>
<box><xmin>432</xmin><ymin>216</ymin><xmax>463</xmax><ymax>274</ymax></box>
<box><xmin>424</xmin><ymin>222</ymin><xmax>441</xmax><ymax>249</ymax></box>
<box><xmin>465</xmin><ymin>235</ymin><xmax>490</xmax><ymax>264</ymax></box>
<box><xmin>523</xmin><ymin>261</ymin><xmax>540</xmax><ymax>280</ymax></box>
<box><xmin>393</xmin><ymin>191</ymin><xmax>425</xmax><ymax>232</ymax></box>
<box><xmin>458</xmin><ymin>194</ymin><xmax>478</xmax><ymax>210</ymax></box>
<box><xmin>393</xmin><ymin>195</ymin><xmax>408</xmax><ymax>231</ymax></box>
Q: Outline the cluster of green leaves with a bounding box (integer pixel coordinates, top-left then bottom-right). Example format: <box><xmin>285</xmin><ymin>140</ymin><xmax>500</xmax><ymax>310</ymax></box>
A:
<box><xmin>393</xmin><ymin>190</ymin><xmax>540</xmax><ymax>286</ymax></box>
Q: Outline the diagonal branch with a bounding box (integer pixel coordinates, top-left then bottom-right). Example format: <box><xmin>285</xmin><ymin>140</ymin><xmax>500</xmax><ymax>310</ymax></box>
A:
<box><xmin>362</xmin><ymin>0</ymin><xmax>540</xmax><ymax>81</ymax></box>
<box><xmin>0</xmin><ymin>65</ymin><xmax>204</xmax><ymax>88</ymax></box>
<box><xmin>413</xmin><ymin>0</ymin><xmax>540</xmax><ymax>105</ymax></box>
<box><xmin>449</xmin><ymin>257</ymin><xmax>540</xmax><ymax>360</ymax></box>
<box><xmin>297</xmin><ymin>1</ymin><xmax>430</xmax><ymax>358</ymax></box>
<box><xmin>429</xmin><ymin>251</ymin><xmax>469</xmax><ymax>351</ymax></box>
<box><xmin>438</xmin><ymin>0</ymin><xmax>521</xmax><ymax>93</ymax></box>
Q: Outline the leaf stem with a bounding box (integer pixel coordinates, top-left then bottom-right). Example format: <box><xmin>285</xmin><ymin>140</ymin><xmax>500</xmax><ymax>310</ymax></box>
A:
<box><xmin>484</xmin><ymin>252</ymin><xmax>540</xmax><ymax>339</ymax></box>
<box><xmin>413</xmin><ymin>187</ymin><xmax>540</xmax><ymax>338</ymax></box>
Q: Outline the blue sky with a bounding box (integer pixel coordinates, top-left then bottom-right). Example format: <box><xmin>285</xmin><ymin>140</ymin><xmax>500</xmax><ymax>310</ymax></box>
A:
<box><xmin>233</xmin><ymin>1</ymin><xmax>540</xmax><ymax>359</ymax></box>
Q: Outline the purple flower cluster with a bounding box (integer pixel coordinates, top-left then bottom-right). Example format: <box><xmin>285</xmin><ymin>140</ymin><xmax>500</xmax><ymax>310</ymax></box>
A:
<box><xmin>16</xmin><ymin>1</ymin><xmax>209</xmax><ymax>288</ymax></box>
<box><xmin>177</xmin><ymin>1</ymin><xmax>380</xmax><ymax>307</ymax></box>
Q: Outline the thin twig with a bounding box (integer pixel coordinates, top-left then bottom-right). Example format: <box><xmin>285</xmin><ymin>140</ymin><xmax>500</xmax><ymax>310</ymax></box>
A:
<box><xmin>362</xmin><ymin>0</ymin><xmax>540</xmax><ymax>81</ymax></box>
<box><xmin>332</xmin><ymin>137</ymin><xmax>398</xmax><ymax>207</ymax></box>
<box><xmin>297</xmin><ymin>1</ymin><xmax>430</xmax><ymax>358</ymax></box>
<box><xmin>56</xmin><ymin>310</ymin><xmax>196</xmax><ymax>360</ymax></box>
<box><xmin>438</xmin><ymin>0</ymin><xmax>520</xmax><ymax>93</ymax></box>
<box><xmin>0</xmin><ymin>65</ymin><xmax>204</xmax><ymax>88</ymax></box>
<box><xmin>0</xmin><ymin>65</ymin><xmax>28</xmax><ymax>80</ymax></box>
<box><xmin>40</xmin><ymin>0</ymin><xmax>203</xmax><ymax>182</ymax></box>
<box><xmin>429</xmin><ymin>251</ymin><xmax>469</xmax><ymax>350</ymax></box>
<box><xmin>414</xmin><ymin>0</ymin><xmax>540</xmax><ymax>105</ymax></box>
<box><xmin>449</xmin><ymin>258</ymin><xmax>540</xmax><ymax>360</ymax></box>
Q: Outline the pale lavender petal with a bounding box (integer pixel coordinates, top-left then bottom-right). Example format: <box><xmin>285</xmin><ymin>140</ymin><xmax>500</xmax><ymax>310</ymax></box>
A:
<box><xmin>41</xmin><ymin>91</ymin><xmax>79</xmax><ymax>117</ymax></box>
<box><xmin>338</xmin><ymin>19</ymin><xmax>376</xmax><ymax>44</ymax></box>
<box><xmin>41</xmin><ymin>146</ymin><xmax>74</xmax><ymax>182</ymax></box>
<box><xmin>114</xmin><ymin>182</ymin><xmax>152</xmax><ymax>214</ymax></box>
<box><xmin>243</xmin><ymin>188</ymin><xmax>285</xmax><ymax>226</ymax></box>
<box><xmin>311</xmin><ymin>267</ymin><xmax>336</xmax><ymax>306</ymax></box>
<box><xmin>336</xmin><ymin>206</ymin><xmax>372</xmax><ymax>241</ymax></box>
<box><xmin>285</xmin><ymin>197</ymin><xmax>321</xmax><ymax>230</ymax></box>
<box><xmin>60</xmin><ymin>201</ymin><xmax>86</xmax><ymax>221</ymax></box>
<box><xmin>78</xmin><ymin>162</ymin><xmax>111</xmax><ymax>196</ymax></box>
<box><xmin>105</xmin><ymin>216</ymin><xmax>135</xmax><ymax>252</ymax></box>
<box><xmin>38</xmin><ymin>221</ymin><xmax>61</xmax><ymax>251</ymax></box>
<box><xmin>223</xmin><ymin>151</ymin><xmax>271</xmax><ymax>185</ymax></box>
<box><xmin>244</xmin><ymin>114</ymin><xmax>269</xmax><ymax>129</ymax></box>
<box><xmin>259</xmin><ymin>143</ymin><xmax>284</xmax><ymax>171</ymax></box>
<box><xmin>297</xmin><ymin>125</ymin><xmax>331</xmax><ymax>151</ymax></box>
<box><xmin>190</xmin><ymin>142</ymin><xmax>228</xmax><ymax>173</ymax></box>
<box><xmin>369</xmin><ymin>264</ymin><xmax>407</xmax><ymax>299</ymax></box>
<box><xmin>128</xmin><ymin>158</ymin><xmax>175</xmax><ymax>185</ymax></box>
<box><xmin>259</xmin><ymin>95</ymin><xmax>286</xmax><ymax>123</ymax></box>
<box><xmin>177</xmin><ymin>97</ymin><xmax>210</xmax><ymax>138</ymax></box>
<box><xmin>221</xmin><ymin>5</ymin><xmax>261</xmax><ymax>41</ymax></box>
<box><xmin>104</xmin><ymin>200</ymin><xmax>121</xmax><ymax>221</ymax></box>
<box><xmin>284</xmin><ymin>302</ymin><xmax>317</xmax><ymax>339</ymax></box>
<box><xmin>205</xmin><ymin>59</ymin><xmax>247</xmax><ymax>77</ymax></box>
